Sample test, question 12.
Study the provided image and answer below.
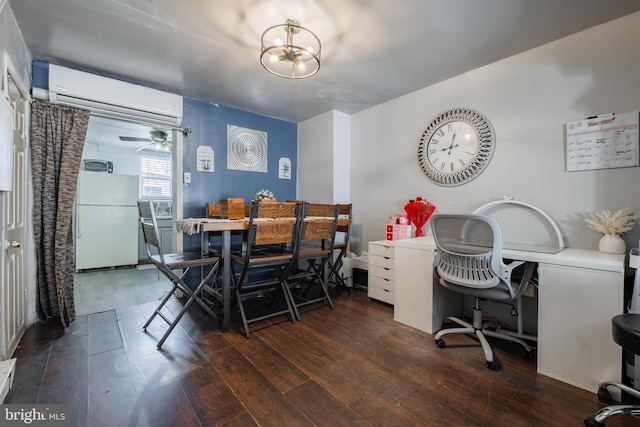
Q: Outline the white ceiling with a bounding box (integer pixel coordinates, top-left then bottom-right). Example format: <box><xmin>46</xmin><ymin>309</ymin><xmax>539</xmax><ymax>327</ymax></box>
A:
<box><xmin>9</xmin><ymin>0</ymin><xmax>640</xmax><ymax>124</ymax></box>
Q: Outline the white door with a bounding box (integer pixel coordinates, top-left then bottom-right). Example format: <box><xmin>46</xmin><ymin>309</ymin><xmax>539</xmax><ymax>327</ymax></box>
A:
<box><xmin>1</xmin><ymin>72</ymin><xmax>29</xmax><ymax>360</ymax></box>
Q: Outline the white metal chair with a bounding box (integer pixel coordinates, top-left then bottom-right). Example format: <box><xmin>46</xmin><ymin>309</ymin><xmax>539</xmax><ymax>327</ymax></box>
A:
<box><xmin>138</xmin><ymin>200</ymin><xmax>221</xmax><ymax>348</ymax></box>
<box><xmin>430</xmin><ymin>213</ymin><xmax>536</xmax><ymax>370</ymax></box>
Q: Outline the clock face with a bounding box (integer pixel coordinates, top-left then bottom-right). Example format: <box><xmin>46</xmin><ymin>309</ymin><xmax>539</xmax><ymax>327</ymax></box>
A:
<box><xmin>426</xmin><ymin>121</ymin><xmax>479</xmax><ymax>174</ymax></box>
<box><xmin>418</xmin><ymin>108</ymin><xmax>495</xmax><ymax>186</ymax></box>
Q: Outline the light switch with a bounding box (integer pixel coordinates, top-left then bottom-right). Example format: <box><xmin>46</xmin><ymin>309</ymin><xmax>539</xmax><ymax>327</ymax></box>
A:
<box><xmin>183</xmin><ymin>172</ymin><xmax>191</xmax><ymax>184</ymax></box>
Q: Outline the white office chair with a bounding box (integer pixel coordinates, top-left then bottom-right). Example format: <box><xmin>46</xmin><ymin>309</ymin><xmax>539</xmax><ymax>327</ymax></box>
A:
<box><xmin>430</xmin><ymin>214</ymin><xmax>536</xmax><ymax>370</ymax></box>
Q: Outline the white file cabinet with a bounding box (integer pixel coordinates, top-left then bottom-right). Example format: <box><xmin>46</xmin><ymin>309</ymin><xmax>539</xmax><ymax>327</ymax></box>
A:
<box><xmin>368</xmin><ymin>240</ymin><xmax>396</xmax><ymax>305</ymax></box>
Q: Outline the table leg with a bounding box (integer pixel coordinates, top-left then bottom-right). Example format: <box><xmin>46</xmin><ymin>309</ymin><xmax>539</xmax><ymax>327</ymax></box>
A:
<box><xmin>222</xmin><ymin>229</ymin><xmax>231</xmax><ymax>332</ymax></box>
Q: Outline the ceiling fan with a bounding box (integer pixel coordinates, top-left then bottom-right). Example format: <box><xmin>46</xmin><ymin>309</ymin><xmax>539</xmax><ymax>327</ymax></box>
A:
<box><xmin>119</xmin><ymin>129</ymin><xmax>173</xmax><ymax>151</ymax></box>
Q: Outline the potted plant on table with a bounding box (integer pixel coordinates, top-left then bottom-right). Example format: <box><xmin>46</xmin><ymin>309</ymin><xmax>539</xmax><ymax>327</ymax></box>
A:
<box><xmin>585</xmin><ymin>208</ymin><xmax>636</xmax><ymax>254</ymax></box>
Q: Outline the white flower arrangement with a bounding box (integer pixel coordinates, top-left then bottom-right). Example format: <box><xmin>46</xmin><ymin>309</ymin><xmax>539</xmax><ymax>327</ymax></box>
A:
<box><xmin>585</xmin><ymin>208</ymin><xmax>637</xmax><ymax>236</ymax></box>
<box><xmin>255</xmin><ymin>189</ymin><xmax>275</xmax><ymax>201</ymax></box>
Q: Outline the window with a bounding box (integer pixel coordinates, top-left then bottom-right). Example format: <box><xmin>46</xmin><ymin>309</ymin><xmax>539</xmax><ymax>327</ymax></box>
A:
<box><xmin>140</xmin><ymin>151</ymin><xmax>172</xmax><ymax>199</ymax></box>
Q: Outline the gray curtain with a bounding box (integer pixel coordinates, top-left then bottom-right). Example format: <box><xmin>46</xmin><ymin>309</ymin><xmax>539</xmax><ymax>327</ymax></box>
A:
<box><xmin>31</xmin><ymin>102</ymin><xmax>89</xmax><ymax>327</ymax></box>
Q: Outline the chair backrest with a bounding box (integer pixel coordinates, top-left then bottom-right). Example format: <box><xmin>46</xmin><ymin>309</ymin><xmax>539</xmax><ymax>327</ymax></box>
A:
<box><xmin>337</xmin><ymin>203</ymin><xmax>352</xmax><ymax>233</ymax></box>
<box><xmin>302</xmin><ymin>202</ymin><xmax>339</xmax><ymax>239</ymax></box>
<box><xmin>331</xmin><ymin>203</ymin><xmax>352</xmax><ymax>250</ymax></box>
<box><xmin>137</xmin><ymin>199</ymin><xmax>165</xmax><ymax>263</ymax></box>
<box><xmin>430</xmin><ymin>214</ymin><xmax>512</xmax><ymax>292</ymax></box>
<box><xmin>247</xmin><ymin>201</ymin><xmax>302</xmax><ymax>248</ymax></box>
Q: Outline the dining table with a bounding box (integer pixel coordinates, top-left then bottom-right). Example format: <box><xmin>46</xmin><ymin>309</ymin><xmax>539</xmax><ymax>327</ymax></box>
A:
<box><xmin>175</xmin><ymin>216</ymin><xmax>352</xmax><ymax>332</ymax></box>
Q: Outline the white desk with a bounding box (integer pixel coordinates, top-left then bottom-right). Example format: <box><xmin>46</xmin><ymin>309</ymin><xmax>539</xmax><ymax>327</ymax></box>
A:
<box><xmin>394</xmin><ymin>236</ymin><xmax>625</xmax><ymax>393</ymax></box>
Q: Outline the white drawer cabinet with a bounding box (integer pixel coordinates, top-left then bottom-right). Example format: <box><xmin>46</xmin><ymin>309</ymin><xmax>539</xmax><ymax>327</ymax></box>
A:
<box><xmin>368</xmin><ymin>240</ymin><xmax>396</xmax><ymax>305</ymax></box>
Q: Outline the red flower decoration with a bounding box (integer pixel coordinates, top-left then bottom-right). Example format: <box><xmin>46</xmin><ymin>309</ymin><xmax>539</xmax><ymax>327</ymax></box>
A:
<box><xmin>403</xmin><ymin>197</ymin><xmax>436</xmax><ymax>237</ymax></box>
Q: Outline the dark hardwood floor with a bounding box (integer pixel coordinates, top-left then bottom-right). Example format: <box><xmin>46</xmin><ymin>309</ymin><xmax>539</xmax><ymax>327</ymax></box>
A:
<box><xmin>5</xmin><ymin>287</ymin><xmax>637</xmax><ymax>427</ymax></box>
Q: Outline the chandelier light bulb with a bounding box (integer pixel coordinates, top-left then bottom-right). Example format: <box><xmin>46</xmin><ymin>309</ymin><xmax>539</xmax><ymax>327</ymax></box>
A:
<box><xmin>260</xmin><ymin>19</ymin><xmax>321</xmax><ymax>79</ymax></box>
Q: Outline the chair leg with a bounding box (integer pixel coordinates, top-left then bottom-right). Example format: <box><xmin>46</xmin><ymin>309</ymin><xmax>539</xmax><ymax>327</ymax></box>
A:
<box><xmin>585</xmin><ymin>405</ymin><xmax>640</xmax><ymax>426</ymax></box>
<box><xmin>287</xmin><ymin>262</ymin><xmax>334</xmax><ymax>318</ymax></box>
<box><xmin>483</xmin><ymin>329</ymin><xmax>532</xmax><ymax>353</ymax></box>
<box><xmin>236</xmin><ymin>287</ymin><xmax>252</xmax><ymax>339</ymax></box>
<box><xmin>146</xmin><ymin>263</ymin><xmax>221</xmax><ymax>349</ymax></box>
<box><xmin>434</xmin><ymin>300</ymin><xmax>498</xmax><ymax>369</ymax></box>
<box><xmin>327</xmin><ymin>249</ymin><xmax>350</xmax><ymax>292</ymax></box>
<box><xmin>143</xmin><ymin>282</ymin><xmax>178</xmax><ymax>331</ymax></box>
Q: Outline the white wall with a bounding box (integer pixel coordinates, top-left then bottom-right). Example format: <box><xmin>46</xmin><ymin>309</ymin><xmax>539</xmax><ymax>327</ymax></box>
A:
<box><xmin>0</xmin><ymin>1</ymin><xmax>31</xmax><ymax>89</ymax></box>
<box><xmin>298</xmin><ymin>110</ymin><xmax>351</xmax><ymax>204</ymax></box>
<box><xmin>349</xmin><ymin>12</ymin><xmax>640</xmax><ymax>254</ymax></box>
<box><xmin>82</xmin><ymin>143</ymin><xmax>142</xmax><ymax>176</ymax></box>
<box><xmin>298</xmin><ymin>111</ymin><xmax>334</xmax><ymax>202</ymax></box>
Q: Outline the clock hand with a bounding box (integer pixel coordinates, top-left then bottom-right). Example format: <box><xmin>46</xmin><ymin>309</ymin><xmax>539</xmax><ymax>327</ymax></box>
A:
<box><xmin>445</xmin><ymin>128</ymin><xmax>459</xmax><ymax>154</ymax></box>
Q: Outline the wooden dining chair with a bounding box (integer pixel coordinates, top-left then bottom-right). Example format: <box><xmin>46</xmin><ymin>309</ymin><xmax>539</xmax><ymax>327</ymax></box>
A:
<box><xmin>227</xmin><ymin>200</ymin><xmax>303</xmax><ymax>338</ymax></box>
<box><xmin>285</xmin><ymin>202</ymin><xmax>339</xmax><ymax>320</ymax></box>
<box><xmin>327</xmin><ymin>203</ymin><xmax>353</xmax><ymax>289</ymax></box>
<box><xmin>138</xmin><ymin>200</ymin><xmax>221</xmax><ymax>348</ymax></box>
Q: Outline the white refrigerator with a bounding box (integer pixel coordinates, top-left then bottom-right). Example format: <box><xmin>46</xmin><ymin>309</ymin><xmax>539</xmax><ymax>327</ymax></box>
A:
<box><xmin>75</xmin><ymin>171</ymin><xmax>139</xmax><ymax>270</ymax></box>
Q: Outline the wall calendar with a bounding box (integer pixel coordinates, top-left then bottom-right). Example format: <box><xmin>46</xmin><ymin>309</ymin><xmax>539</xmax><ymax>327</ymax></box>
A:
<box><xmin>566</xmin><ymin>111</ymin><xmax>639</xmax><ymax>172</ymax></box>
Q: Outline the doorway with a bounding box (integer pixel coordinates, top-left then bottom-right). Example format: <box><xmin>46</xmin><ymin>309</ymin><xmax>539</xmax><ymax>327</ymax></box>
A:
<box><xmin>73</xmin><ymin>116</ymin><xmax>180</xmax><ymax>315</ymax></box>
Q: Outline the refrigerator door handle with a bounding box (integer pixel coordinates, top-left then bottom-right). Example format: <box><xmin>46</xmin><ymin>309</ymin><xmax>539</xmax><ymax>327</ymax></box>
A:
<box><xmin>77</xmin><ymin>208</ymin><xmax>81</xmax><ymax>238</ymax></box>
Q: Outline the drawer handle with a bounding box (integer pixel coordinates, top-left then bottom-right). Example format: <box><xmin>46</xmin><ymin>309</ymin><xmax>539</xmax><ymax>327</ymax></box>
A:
<box><xmin>384</xmin><ymin>256</ymin><xmax>390</xmax><ymax>260</ymax></box>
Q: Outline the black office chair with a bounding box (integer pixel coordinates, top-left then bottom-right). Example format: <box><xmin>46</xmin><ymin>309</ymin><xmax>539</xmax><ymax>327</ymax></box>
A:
<box><xmin>430</xmin><ymin>214</ymin><xmax>536</xmax><ymax>370</ymax></box>
<box><xmin>585</xmin><ymin>314</ymin><xmax>640</xmax><ymax>426</ymax></box>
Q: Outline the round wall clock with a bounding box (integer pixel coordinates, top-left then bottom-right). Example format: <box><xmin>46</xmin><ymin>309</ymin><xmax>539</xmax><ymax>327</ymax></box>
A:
<box><xmin>418</xmin><ymin>108</ymin><xmax>495</xmax><ymax>186</ymax></box>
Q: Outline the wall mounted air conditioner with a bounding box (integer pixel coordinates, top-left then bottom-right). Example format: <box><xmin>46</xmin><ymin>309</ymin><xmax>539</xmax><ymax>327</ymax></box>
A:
<box><xmin>46</xmin><ymin>64</ymin><xmax>183</xmax><ymax>127</ymax></box>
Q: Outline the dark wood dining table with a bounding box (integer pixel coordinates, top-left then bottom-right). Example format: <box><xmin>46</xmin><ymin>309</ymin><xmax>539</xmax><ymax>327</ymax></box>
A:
<box><xmin>176</xmin><ymin>216</ymin><xmax>351</xmax><ymax>332</ymax></box>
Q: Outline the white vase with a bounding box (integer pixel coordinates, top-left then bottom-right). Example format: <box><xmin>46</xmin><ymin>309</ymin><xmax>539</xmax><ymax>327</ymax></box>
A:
<box><xmin>598</xmin><ymin>234</ymin><xmax>626</xmax><ymax>254</ymax></box>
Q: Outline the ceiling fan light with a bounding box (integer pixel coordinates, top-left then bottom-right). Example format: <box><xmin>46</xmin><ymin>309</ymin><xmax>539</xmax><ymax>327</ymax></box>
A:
<box><xmin>260</xmin><ymin>19</ymin><xmax>321</xmax><ymax>79</ymax></box>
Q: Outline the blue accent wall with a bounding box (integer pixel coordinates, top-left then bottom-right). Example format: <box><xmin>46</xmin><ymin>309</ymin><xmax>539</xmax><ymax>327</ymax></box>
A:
<box><xmin>32</xmin><ymin>60</ymin><xmax>48</xmax><ymax>88</ymax></box>
<box><xmin>181</xmin><ymin>97</ymin><xmax>297</xmax><ymax>252</ymax></box>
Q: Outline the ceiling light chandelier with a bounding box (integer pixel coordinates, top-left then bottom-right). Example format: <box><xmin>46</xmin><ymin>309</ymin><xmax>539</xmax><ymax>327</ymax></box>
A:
<box><xmin>260</xmin><ymin>19</ymin><xmax>321</xmax><ymax>79</ymax></box>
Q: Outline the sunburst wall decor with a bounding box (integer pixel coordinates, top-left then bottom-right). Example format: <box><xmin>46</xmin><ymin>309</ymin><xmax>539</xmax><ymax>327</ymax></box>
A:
<box><xmin>226</xmin><ymin>125</ymin><xmax>268</xmax><ymax>172</ymax></box>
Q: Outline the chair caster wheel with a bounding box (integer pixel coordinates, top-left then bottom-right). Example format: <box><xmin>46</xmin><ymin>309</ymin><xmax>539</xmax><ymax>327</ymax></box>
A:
<box><xmin>435</xmin><ymin>339</ymin><xmax>446</xmax><ymax>348</ymax></box>
<box><xmin>523</xmin><ymin>349</ymin><xmax>535</xmax><ymax>360</ymax></box>
<box><xmin>486</xmin><ymin>360</ymin><xmax>496</xmax><ymax>370</ymax></box>
<box><xmin>597</xmin><ymin>386</ymin><xmax>613</xmax><ymax>404</ymax></box>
